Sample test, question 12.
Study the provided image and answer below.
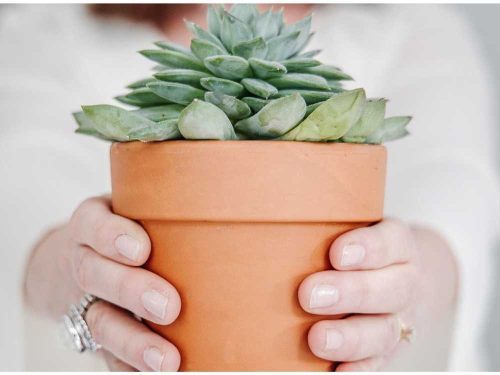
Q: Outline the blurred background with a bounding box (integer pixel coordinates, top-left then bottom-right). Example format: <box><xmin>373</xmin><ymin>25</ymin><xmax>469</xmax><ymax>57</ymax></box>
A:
<box><xmin>0</xmin><ymin>3</ymin><xmax>499</xmax><ymax>371</ymax></box>
<box><xmin>464</xmin><ymin>5</ymin><xmax>500</xmax><ymax>369</ymax></box>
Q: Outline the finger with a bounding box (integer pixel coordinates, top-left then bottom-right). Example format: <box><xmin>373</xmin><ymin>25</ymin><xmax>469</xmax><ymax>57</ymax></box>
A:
<box><xmin>72</xmin><ymin>245</ymin><xmax>181</xmax><ymax>324</ymax></box>
<box><xmin>298</xmin><ymin>267</ymin><xmax>417</xmax><ymax>315</ymax></box>
<box><xmin>86</xmin><ymin>300</ymin><xmax>181</xmax><ymax>372</ymax></box>
<box><xmin>308</xmin><ymin>314</ymin><xmax>400</xmax><ymax>362</ymax></box>
<box><xmin>336</xmin><ymin>356</ymin><xmax>387</xmax><ymax>372</ymax></box>
<box><xmin>329</xmin><ymin>218</ymin><xmax>415</xmax><ymax>271</ymax></box>
<box><xmin>69</xmin><ymin>196</ymin><xmax>151</xmax><ymax>265</ymax></box>
<box><xmin>102</xmin><ymin>350</ymin><xmax>137</xmax><ymax>371</ymax></box>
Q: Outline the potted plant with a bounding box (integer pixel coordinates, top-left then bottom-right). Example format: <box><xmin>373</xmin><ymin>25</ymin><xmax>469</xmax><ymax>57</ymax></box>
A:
<box><xmin>74</xmin><ymin>4</ymin><xmax>411</xmax><ymax>371</ymax></box>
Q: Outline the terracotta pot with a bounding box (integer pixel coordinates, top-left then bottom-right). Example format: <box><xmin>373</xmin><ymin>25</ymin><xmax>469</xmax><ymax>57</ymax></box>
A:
<box><xmin>110</xmin><ymin>141</ymin><xmax>386</xmax><ymax>371</ymax></box>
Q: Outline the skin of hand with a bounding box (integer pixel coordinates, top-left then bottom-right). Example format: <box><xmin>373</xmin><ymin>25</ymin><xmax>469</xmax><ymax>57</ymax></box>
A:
<box><xmin>24</xmin><ymin>195</ymin><xmax>458</xmax><ymax>371</ymax></box>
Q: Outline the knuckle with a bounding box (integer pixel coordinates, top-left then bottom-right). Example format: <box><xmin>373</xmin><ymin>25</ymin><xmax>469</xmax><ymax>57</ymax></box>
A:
<box><xmin>115</xmin><ymin>268</ymin><xmax>134</xmax><ymax>306</ymax></box>
<box><xmin>86</xmin><ymin>301</ymin><xmax>110</xmax><ymax>344</ymax></box>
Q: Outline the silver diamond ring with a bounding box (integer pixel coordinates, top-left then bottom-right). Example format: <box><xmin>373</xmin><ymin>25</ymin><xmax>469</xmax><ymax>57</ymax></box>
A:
<box><xmin>62</xmin><ymin>294</ymin><xmax>102</xmax><ymax>353</ymax></box>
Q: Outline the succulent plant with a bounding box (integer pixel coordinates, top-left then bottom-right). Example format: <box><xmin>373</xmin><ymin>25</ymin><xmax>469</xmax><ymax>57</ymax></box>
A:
<box><xmin>74</xmin><ymin>4</ymin><xmax>411</xmax><ymax>144</ymax></box>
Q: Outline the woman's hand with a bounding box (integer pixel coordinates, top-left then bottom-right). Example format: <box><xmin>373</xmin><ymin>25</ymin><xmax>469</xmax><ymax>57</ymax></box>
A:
<box><xmin>299</xmin><ymin>219</ymin><xmax>458</xmax><ymax>371</ymax></box>
<box><xmin>24</xmin><ymin>196</ymin><xmax>181</xmax><ymax>371</ymax></box>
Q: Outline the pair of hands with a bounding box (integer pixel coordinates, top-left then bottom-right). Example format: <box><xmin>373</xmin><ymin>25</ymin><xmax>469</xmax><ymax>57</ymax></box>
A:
<box><xmin>24</xmin><ymin>196</ymin><xmax>457</xmax><ymax>371</ymax></box>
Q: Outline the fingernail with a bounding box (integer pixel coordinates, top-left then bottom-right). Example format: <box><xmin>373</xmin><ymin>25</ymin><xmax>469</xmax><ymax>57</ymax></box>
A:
<box><xmin>325</xmin><ymin>328</ymin><xmax>344</xmax><ymax>350</ymax></box>
<box><xmin>142</xmin><ymin>290</ymin><xmax>168</xmax><ymax>320</ymax></box>
<box><xmin>115</xmin><ymin>234</ymin><xmax>140</xmax><ymax>261</ymax></box>
<box><xmin>143</xmin><ymin>347</ymin><xmax>165</xmax><ymax>371</ymax></box>
<box><xmin>309</xmin><ymin>284</ymin><xmax>339</xmax><ymax>309</ymax></box>
<box><xmin>341</xmin><ymin>244</ymin><xmax>365</xmax><ymax>267</ymax></box>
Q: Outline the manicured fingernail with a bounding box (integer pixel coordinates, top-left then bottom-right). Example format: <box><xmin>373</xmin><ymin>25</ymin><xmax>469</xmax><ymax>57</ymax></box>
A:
<box><xmin>341</xmin><ymin>243</ymin><xmax>365</xmax><ymax>266</ymax></box>
<box><xmin>309</xmin><ymin>284</ymin><xmax>339</xmax><ymax>309</ymax></box>
<box><xmin>115</xmin><ymin>234</ymin><xmax>140</xmax><ymax>261</ymax></box>
<box><xmin>142</xmin><ymin>290</ymin><xmax>168</xmax><ymax>320</ymax></box>
<box><xmin>325</xmin><ymin>328</ymin><xmax>344</xmax><ymax>350</ymax></box>
<box><xmin>143</xmin><ymin>347</ymin><xmax>165</xmax><ymax>371</ymax></box>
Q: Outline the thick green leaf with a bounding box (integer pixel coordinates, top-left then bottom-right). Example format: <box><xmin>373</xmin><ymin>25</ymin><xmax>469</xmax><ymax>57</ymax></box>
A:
<box><xmin>200</xmin><ymin>77</ymin><xmax>245</xmax><ymax>97</ymax></box>
<box><xmin>207</xmin><ymin>5</ymin><xmax>224</xmax><ymax>37</ymax></box>
<box><xmin>204</xmin><ymin>91</ymin><xmax>252</xmax><ymax>120</ymax></box>
<box><xmin>154</xmin><ymin>69</ymin><xmax>211</xmax><ymax>89</ymax></box>
<box><xmin>129</xmin><ymin>119</ymin><xmax>181</xmax><ymax>142</ymax></box>
<box><xmin>82</xmin><ymin>104</ymin><xmax>156</xmax><ymax>142</ymax></box>
<box><xmin>280</xmin><ymin>88</ymin><xmax>366</xmax><ymax>141</ymax></box>
<box><xmin>118</xmin><ymin>88</ymin><xmax>171</xmax><ymax>107</ymax></box>
<box><xmin>326</xmin><ymin>79</ymin><xmax>345</xmax><ymax>92</ymax></box>
<box><xmin>280</xmin><ymin>15</ymin><xmax>312</xmax><ymax>55</ymax></box>
<box><xmin>185</xmin><ymin>21</ymin><xmax>227</xmax><ymax>52</ymax></box>
<box><xmin>241</xmin><ymin>97</ymin><xmax>271</xmax><ymax>112</ymax></box>
<box><xmin>140</xmin><ymin>49</ymin><xmax>206</xmax><ymax>72</ymax></box>
<box><xmin>268</xmin><ymin>73</ymin><xmax>330</xmax><ymax>91</ymax></box>
<box><xmin>235</xmin><ymin>93</ymin><xmax>306</xmax><ymax>138</ymax></box>
<box><xmin>126</xmin><ymin>77</ymin><xmax>157</xmax><ymax>89</ymax></box>
<box><xmin>248</xmin><ymin>58</ymin><xmax>287</xmax><ymax>79</ymax></box>
<box><xmin>133</xmin><ymin>104</ymin><xmax>184</xmax><ymax>122</ymax></box>
<box><xmin>73</xmin><ymin>111</ymin><xmax>108</xmax><ymax>140</ymax></box>
<box><xmin>154</xmin><ymin>40</ymin><xmax>193</xmax><ymax>55</ymax></box>
<box><xmin>342</xmin><ymin>98</ymin><xmax>387</xmax><ymax>142</ymax></box>
<box><xmin>296</xmin><ymin>49</ymin><xmax>322</xmax><ymax>58</ymax></box>
<box><xmin>204</xmin><ymin>55</ymin><xmax>252</xmax><ymax>80</ymax></box>
<box><xmin>301</xmin><ymin>65</ymin><xmax>353</xmax><ymax>80</ymax></box>
<box><xmin>281</xmin><ymin>57</ymin><xmax>321</xmax><ymax>71</ymax></box>
<box><xmin>241</xmin><ymin>78</ymin><xmax>277</xmax><ymax>99</ymax></box>
<box><xmin>266</xmin><ymin>31</ymin><xmax>300</xmax><ymax>61</ymax></box>
<box><xmin>232</xmin><ymin>37</ymin><xmax>268</xmax><ymax>60</ymax></box>
<box><xmin>147</xmin><ymin>81</ymin><xmax>205</xmax><ymax>105</ymax></box>
<box><xmin>115</xmin><ymin>95</ymin><xmax>147</xmax><ymax>107</ymax></box>
<box><xmin>275</xmin><ymin>89</ymin><xmax>337</xmax><ymax>104</ymax></box>
<box><xmin>366</xmin><ymin>116</ymin><xmax>412</xmax><ymax>144</ymax></box>
<box><xmin>178</xmin><ymin>99</ymin><xmax>237</xmax><ymax>140</ymax></box>
<box><xmin>190</xmin><ymin>38</ymin><xmax>227</xmax><ymax>61</ymax></box>
<box><xmin>220</xmin><ymin>11</ymin><xmax>254</xmax><ymax>51</ymax></box>
<box><xmin>253</xmin><ymin>9</ymin><xmax>281</xmax><ymax>40</ymax></box>
<box><xmin>304</xmin><ymin>102</ymin><xmax>323</xmax><ymax>116</ymax></box>
<box><xmin>229</xmin><ymin>4</ymin><xmax>259</xmax><ymax>25</ymax></box>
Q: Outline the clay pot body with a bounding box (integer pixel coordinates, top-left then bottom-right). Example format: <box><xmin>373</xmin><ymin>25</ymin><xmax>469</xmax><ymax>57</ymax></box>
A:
<box><xmin>110</xmin><ymin>141</ymin><xmax>386</xmax><ymax>371</ymax></box>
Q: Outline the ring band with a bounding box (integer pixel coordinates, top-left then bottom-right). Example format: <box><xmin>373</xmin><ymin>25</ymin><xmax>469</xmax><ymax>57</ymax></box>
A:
<box><xmin>398</xmin><ymin>318</ymin><xmax>416</xmax><ymax>343</ymax></box>
<box><xmin>62</xmin><ymin>294</ymin><xmax>102</xmax><ymax>353</ymax></box>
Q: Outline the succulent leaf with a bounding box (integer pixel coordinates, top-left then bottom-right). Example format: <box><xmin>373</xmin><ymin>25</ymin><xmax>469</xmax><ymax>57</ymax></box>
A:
<box><xmin>281</xmin><ymin>89</ymin><xmax>366</xmax><ymax>141</ymax></box>
<box><xmin>154</xmin><ymin>69</ymin><xmax>211</xmax><ymax>89</ymax></box>
<box><xmin>207</xmin><ymin>5</ymin><xmax>224</xmax><ymax>37</ymax></box>
<box><xmin>342</xmin><ymin>98</ymin><xmax>387</xmax><ymax>142</ymax></box>
<box><xmin>185</xmin><ymin>20</ymin><xmax>227</xmax><ymax>52</ymax></box>
<box><xmin>266</xmin><ymin>31</ymin><xmax>300</xmax><ymax>61</ymax></box>
<box><xmin>232</xmin><ymin>37</ymin><xmax>268</xmax><ymax>60</ymax></box>
<box><xmin>190</xmin><ymin>38</ymin><xmax>228</xmax><ymax>61</ymax></box>
<box><xmin>220</xmin><ymin>11</ymin><xmax>254</xmax><ymax>51</ymax></box>
<box><xmin>235</xmin><ymin>93</ymin><xmax>306</xmax><ymax>138</ymax></box>
<box><xmin>204</xmin><ymin>91</ymin><xmax>252</xmax><ymax>120</ymax></box>
<box><xmin>366</xmin><ymin>116</ymin><xmax>412</xmax><ymax>144</ymax></box>
<box><xmin>229</xmin><ymin>4</ymin><xmax>259</xmax><ymax>25</ymax></box>
<box><xmin>127</xmin><ymin>77</ymin><xmax>157</xmax><ymax>89</ymax></box>
<box><xmin>200</xmin><ymin>77</ymin><xmax>245</xmax><ymax>97</ymax></box>
<box><xmin>133</xmin><ymin>104</ymin><xmax>184</xmax><ymax>122</ymax></box>
<box><xmin>147</xmin><ymin>81</ymin><xmax>205</xmax><ymax>105</ymax></box>
<box><xmin>140</xmin><ymin>49</ymin><xmax>207</xmax><ymax>72</ymax></box>
<box><xmin>304</xmin><ymin>101</ymin><xmax>323</xmax><ymax>116</ymax></box>
<box><xmin>154</xmin><ymin>40</ymin><xmax>193</xmax><ymax>56</ymax></box>
<box><xmin>81</xmin><ymin>104</ymin><xmax>156</xmax><ymax>141</ymax></box>
<box><xmin>248</xmin><ymin>58</ymin><xmax>287</xmax><ymax>79</ymax></box>
<box><xmin>73</xmin><ymin>111</ymin><xmax>107</xmax><ymax>139</ymax></box>
<box><xmin>204</xmin><ymin>55</ymin><xmax>252</xmax><ymax>80</ymax></box>
<box><xmin>274</xmin><ymin>89</ymin><xmax>337</xmax><ymax>104</ymax></box>
<box><xmin>296</xmin><ymin>49</ymin><xmax>322</xmax><ymax>58</ymax></box>
<box><xmin>241</xmin><ymin>97</ymin><xmax>271</xmax><ymax>112</ymax></box>
<box><xmin>253</xmin><ymin>9</ymin><xmax>281</xmax><ymax>40</ymax></box>
<box><xmin>301</xmin><ymin>65</ymin><xmax>353</xmax><ymax>80</ymax></box>
<box><xmin>280</xmin><ymin>15</ymin><xmax>312</xmax><ymax>55</ymax></box>
<box><xmin>281</xmin><ymin>57</ymin><xmax>321</xmax><ymax>71</ymax></box>
<box><xmin>178</xmin><ymin>99</ymin><xmax>237</xmax><ymax>140</ymax></box>
<box><xmin>241</xmin><ymin>78</ymin><xmax>278</xmax><ymax>99</ymax></box>
<box><xmin>129</xmin><ymin>119</ymin><xmax>181</xmax><ymax>142</ymax></box>
<box><xmin>268</xmin><ymin>73</ymin><xmax>330</xmax><ymax>91</ymax></box>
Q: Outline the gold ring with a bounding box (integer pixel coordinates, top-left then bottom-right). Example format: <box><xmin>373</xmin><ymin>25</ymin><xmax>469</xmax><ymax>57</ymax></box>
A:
<box><xmin>398</xmin><ymin>318</ymin><xmax>416</xmax><ymax>343</ymax></box>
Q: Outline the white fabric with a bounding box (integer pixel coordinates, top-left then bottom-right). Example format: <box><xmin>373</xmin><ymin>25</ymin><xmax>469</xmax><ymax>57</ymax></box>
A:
<box><xmin>0</xmin><ymin>4</ymin><xmax>498</xmax><ymax>371</ymax></box>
